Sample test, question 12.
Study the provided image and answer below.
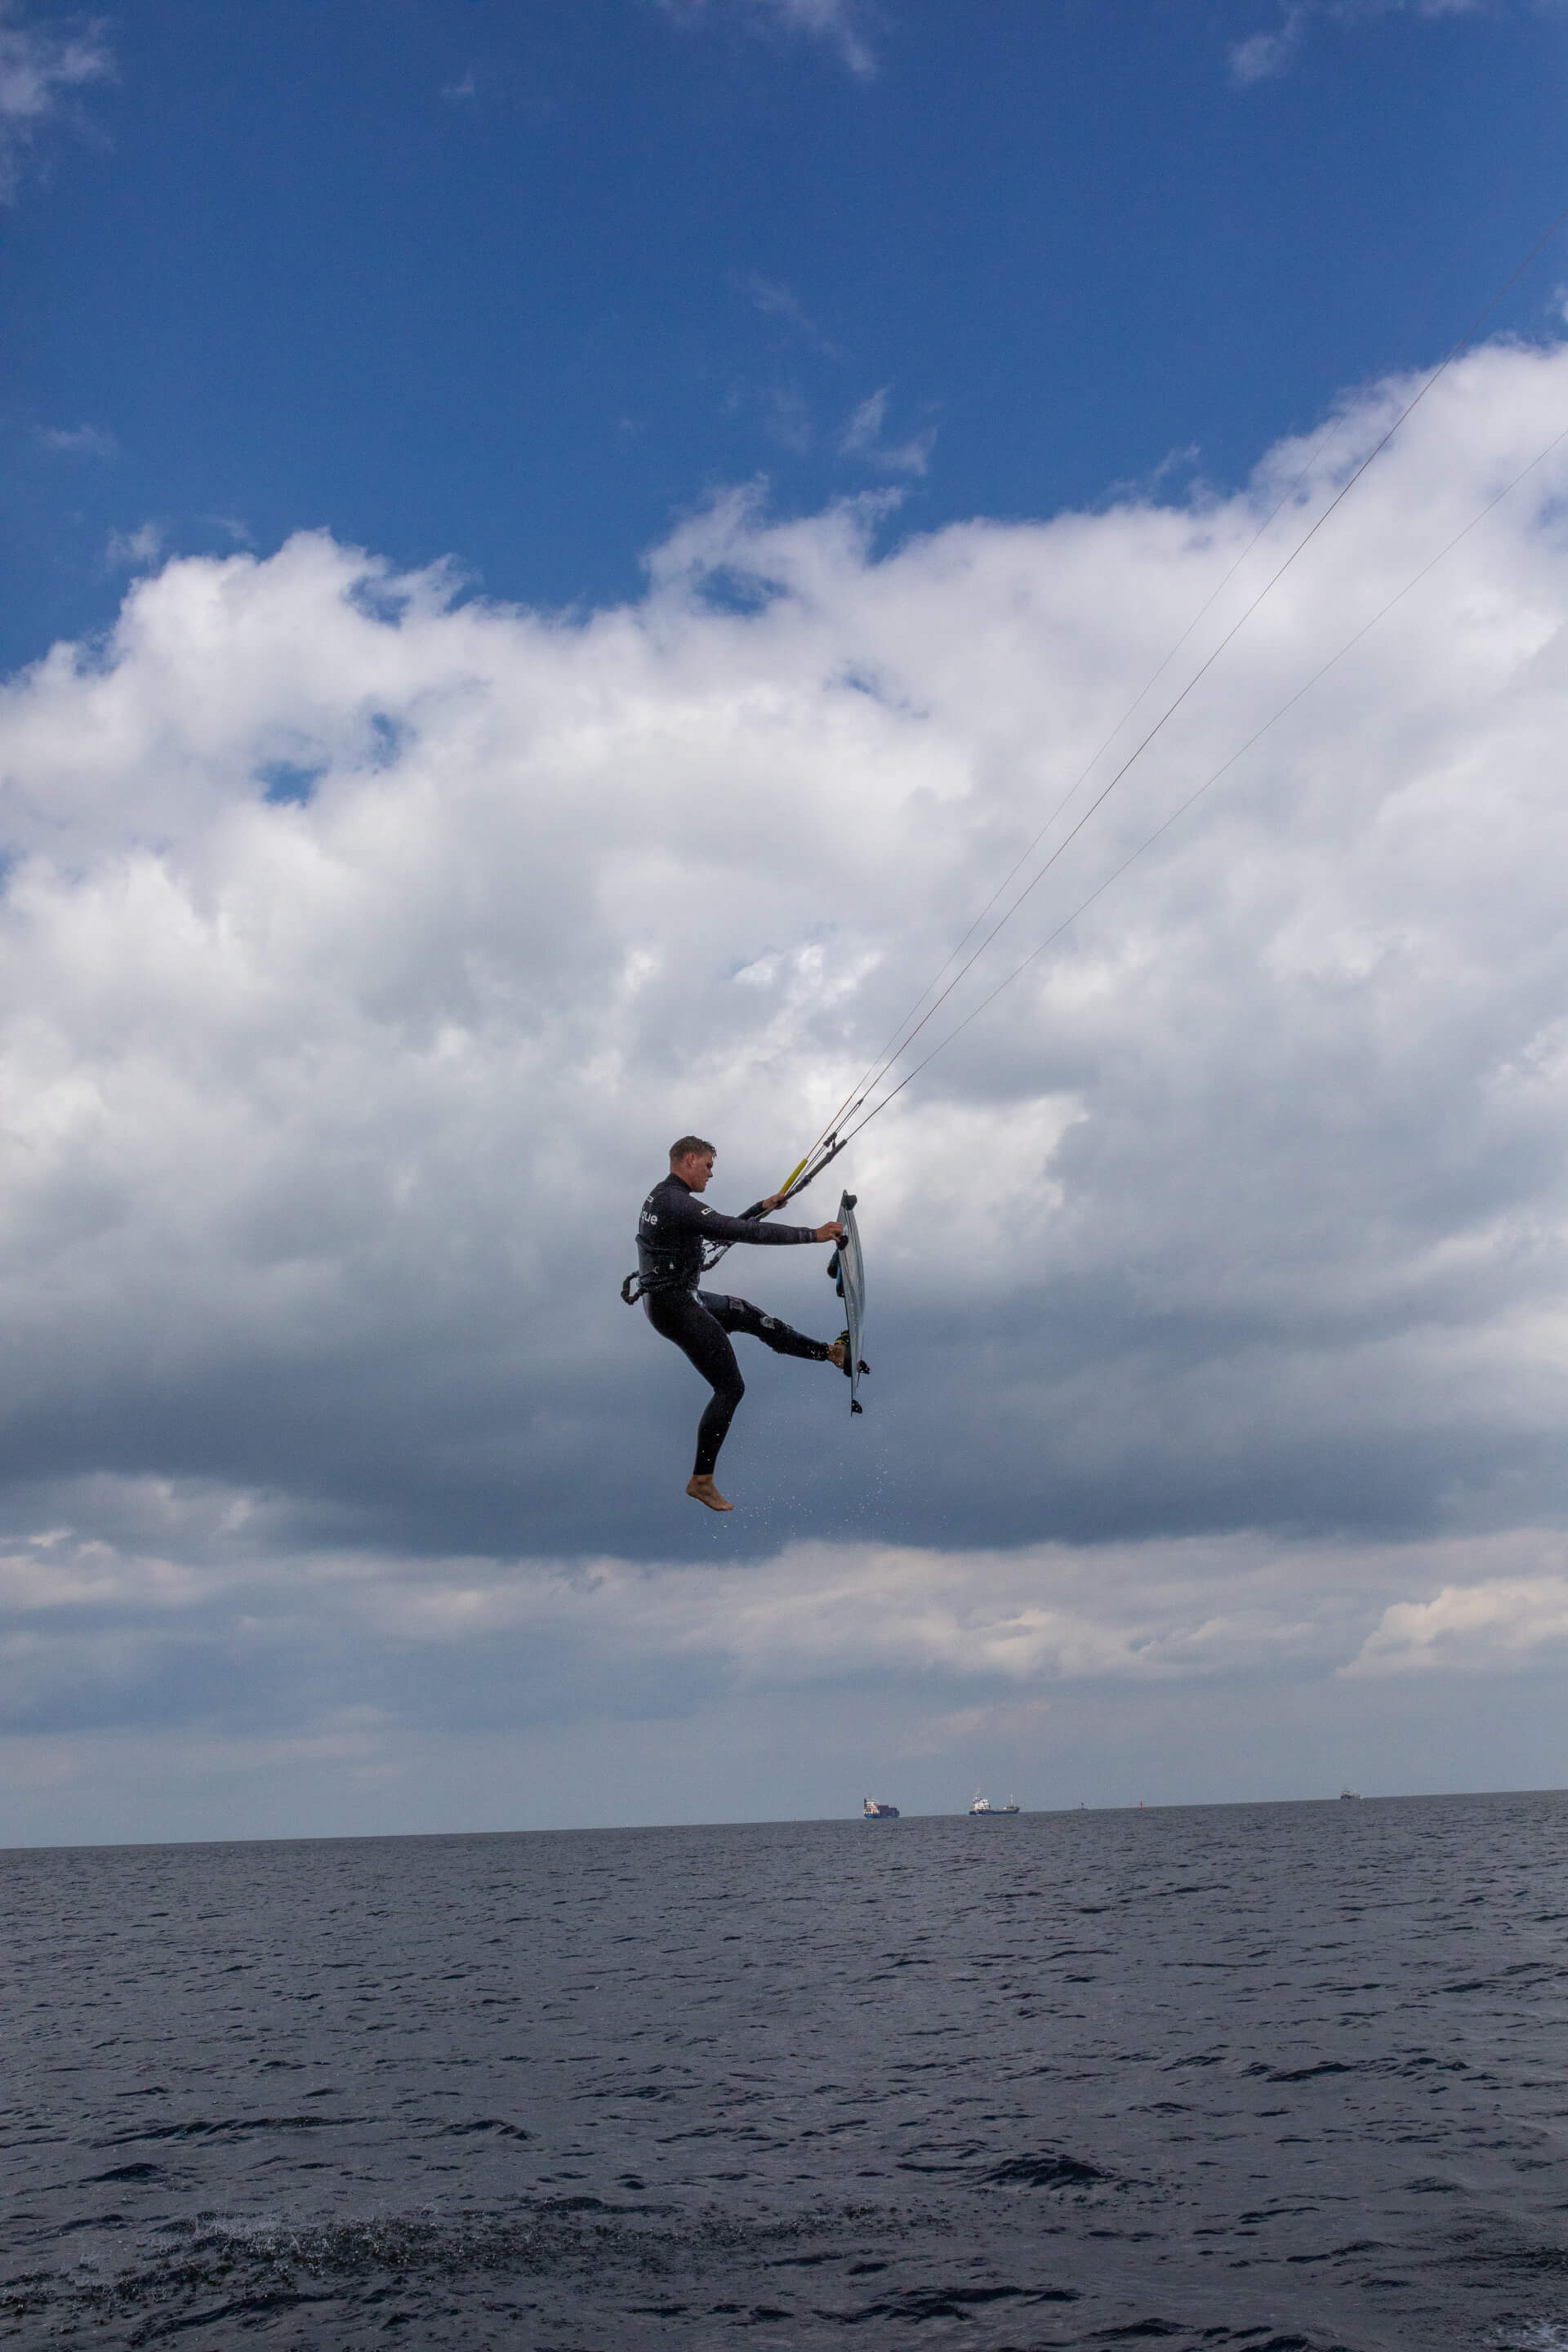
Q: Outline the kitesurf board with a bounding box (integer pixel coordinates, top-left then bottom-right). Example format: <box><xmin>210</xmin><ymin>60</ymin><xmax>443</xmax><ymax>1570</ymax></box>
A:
<box><xmin>833</xmin><ymin>1190</ymin><xmax>867</xmax><ymax>1415</ymax></box>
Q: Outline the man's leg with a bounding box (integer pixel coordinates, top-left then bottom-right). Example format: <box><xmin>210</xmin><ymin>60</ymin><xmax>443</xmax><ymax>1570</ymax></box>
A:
<box><xmin>699</xmin><ymin>1294</ymin><xmax>837</xmax><ymax>1363</ymax></box>
<box><xmin>644</xmin><ymin>1290</ymin><xmax>746</xmax><ymax>1510</ymax></box>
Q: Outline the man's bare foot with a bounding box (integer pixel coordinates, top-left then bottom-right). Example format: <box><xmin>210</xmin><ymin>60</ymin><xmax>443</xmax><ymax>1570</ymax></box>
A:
<box><xmin>687</xmin><ymin>1474</ymin><xmax>734</xmax><ymax>1512</ymax></box>
<box><xmin>827</xmin><ymin>1336</ymin><xmax>849</xmax><ymax>1370</ymax></box>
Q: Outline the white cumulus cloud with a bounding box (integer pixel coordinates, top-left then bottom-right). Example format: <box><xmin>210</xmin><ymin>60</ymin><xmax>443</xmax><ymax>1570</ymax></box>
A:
<box><xmin>38</xmin><ymin>422</ymin><xmax>116</xmax><ymax>459</ymax></box>
<box><xmin>103</xmin><ymin>520</ymin><xmax>164</xmax><ymax>569</ymax></box>
<box><xmin>7</xmin><ymin>337</ymin><xmax>1568</xmax><ymax>1824</ymax></box>
<box><xmin>1229</xmin><ymin>0</ymin><xmax>1486</xmax><ymax>87</ymax></box>
<box><xmin>0</xmin><ymin>1</ymin><xmax>111</xmax><ymax>199</ymax></box>
<box><xmin>840</xmin><ymin>386</ymin><xmax>936</xmax><ymax>475</ymax></box>
<box><xmin>1345</xmin><ymin>1570</ymin><xmax>1568</xmax><ymax>1675</ymax></box>
<box><xmin>659</xmin><ymin>0</ymin><xmax>875</xmax><ymax>77</ymax></box>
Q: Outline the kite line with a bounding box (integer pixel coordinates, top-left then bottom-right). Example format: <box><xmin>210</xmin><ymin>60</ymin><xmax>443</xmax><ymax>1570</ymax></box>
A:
<box><xmin>766</xmin><ymin>199</ymin><xmax>1568</xmax><ymax>1197</ymax></box>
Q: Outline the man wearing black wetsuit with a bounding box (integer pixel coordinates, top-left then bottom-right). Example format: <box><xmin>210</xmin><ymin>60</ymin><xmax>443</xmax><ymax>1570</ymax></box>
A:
<box><xmin>637</xmin><ymin>1135</ymin><xmax>846</xmax><ymax>1512</ymax></box>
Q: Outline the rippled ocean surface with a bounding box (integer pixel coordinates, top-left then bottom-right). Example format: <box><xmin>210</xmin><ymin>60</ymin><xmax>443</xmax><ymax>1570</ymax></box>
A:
<box><xmin>4</xmin><ymin>1794</ymin><xmax>1568</xmax><ymax>2350</ymax></box>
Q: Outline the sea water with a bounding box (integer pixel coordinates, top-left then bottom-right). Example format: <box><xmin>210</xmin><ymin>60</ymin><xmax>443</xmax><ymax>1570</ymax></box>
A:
<box><xmin>2</xmin><ymin>1792</ymin><xmax>1566</xmax><ymax>2349</ymax></box>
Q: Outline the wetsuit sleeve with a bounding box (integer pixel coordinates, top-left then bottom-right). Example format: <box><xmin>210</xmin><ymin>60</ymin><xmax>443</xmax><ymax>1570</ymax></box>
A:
<box><xmin>713</xmin><ymin>1211</ymin><xmax>820</xmax><ymax>1245</ymax></box>
<box><xmin>664</xmin><ymin>1192</ymin><xmax>818</xmax><ymax>1248</ymax></box>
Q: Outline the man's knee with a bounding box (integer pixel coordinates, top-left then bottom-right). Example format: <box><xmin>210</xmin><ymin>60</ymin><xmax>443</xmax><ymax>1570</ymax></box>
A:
<box><xmin>752</xmin><ymin>1307</ymin><xmax>805</xmax><ymax>1353</ymax></box>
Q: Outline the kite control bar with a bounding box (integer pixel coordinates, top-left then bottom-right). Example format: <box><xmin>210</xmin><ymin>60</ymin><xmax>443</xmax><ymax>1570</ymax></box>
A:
<box><xmin>735</xmin><ymin>1133</ymin><xmax>847</xmax><ymax>1222</ymax></box>
<box><xmin>699</xmin><ymin>1133</ymin><xmax>847</xmax><ymax>1272</ymax></box>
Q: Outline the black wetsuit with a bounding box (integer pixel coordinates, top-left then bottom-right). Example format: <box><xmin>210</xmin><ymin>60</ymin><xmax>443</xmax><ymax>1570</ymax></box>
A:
<box><xmin>637</xmin><ymin>1174</ymin><xmax>830</xmax><ymax>1477</ymax></box>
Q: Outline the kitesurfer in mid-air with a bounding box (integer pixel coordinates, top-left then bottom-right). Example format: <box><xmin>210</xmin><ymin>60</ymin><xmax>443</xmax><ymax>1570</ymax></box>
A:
<box><xmin>638</xmin><ymin>1136</ymin><xmax>847</xmax><ymax>1512</ymax></box>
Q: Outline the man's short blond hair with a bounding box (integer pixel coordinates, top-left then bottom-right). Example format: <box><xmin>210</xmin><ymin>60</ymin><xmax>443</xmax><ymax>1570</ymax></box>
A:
<box><xmin>669</xmin><ymin>1135</ymin><xmax>715</xmax><ymax>1164</ymax></box>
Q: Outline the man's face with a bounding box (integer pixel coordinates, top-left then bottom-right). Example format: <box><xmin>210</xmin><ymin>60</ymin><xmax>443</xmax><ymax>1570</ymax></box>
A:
<box><xmin>674</xmin><ymin>1151</ymin><xmax>715</xmax><ymax>1192</ymax></box>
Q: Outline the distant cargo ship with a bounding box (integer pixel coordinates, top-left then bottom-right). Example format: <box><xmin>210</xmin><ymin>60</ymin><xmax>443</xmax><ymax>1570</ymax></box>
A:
<box><xmin>969</xmin><ymin>1793</ymin><xmax>1021</xmax><ymax>1815</ymax></box>
<box><xmin>863</xmin><ymin>1797</ymin><xmax>900</xmax><ymax>1819</ymax></box>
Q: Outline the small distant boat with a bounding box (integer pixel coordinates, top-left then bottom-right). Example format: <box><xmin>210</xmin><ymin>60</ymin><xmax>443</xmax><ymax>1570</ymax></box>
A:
<box><xmin>862</xmin><ymin>1797</ymin><xmax>900</xmax><ymax>1819</ymax></box>
<box><xmin>1339</xmin><ymin>1788</ymin><xmax>1362</xmax><ymax>1802</ymax></box>
<box><xmin>969</xmin><ymin>1793</ymin><xmax>1021</xmax><ymax>1815</ymax></box>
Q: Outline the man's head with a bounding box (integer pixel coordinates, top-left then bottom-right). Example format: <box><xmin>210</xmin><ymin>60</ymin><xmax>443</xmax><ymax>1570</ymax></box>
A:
<box><xmin>670</xmin><ymin>1134</ymin><xmax>715</xmax><ymax>1192</ymax></box>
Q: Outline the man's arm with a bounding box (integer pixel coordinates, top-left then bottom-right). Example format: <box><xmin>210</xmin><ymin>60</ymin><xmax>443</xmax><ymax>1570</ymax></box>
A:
<box><xmin>730</xmin><ymin>1190</ymin><xmax>844</xmax><ymax>1245</ymax></box>
<box><xmin>662</xmin><ymin>1190</ymin><xmax>840</xmax><ymax>1248</ymax></box>
<box><xmin>754</xmin><ymin>1189</ymin><xmax>845</xmax><ymax>1245</ymax></box>
<box><xmin>693</xmin><ymin>1202</ymin><xmax>826</xmax><ymax>1247</ymax></box>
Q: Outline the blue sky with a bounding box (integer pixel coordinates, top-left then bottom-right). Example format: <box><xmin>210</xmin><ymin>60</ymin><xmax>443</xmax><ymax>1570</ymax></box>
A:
<box><xmin>7</xmin><ymin>1</ymin><xmax>1568</xmax><ymax>1841</ymax></box>
<box><xmin>8</xmin><ymin>0</ymin><xmax>1568</xmax><ymax>673</ymax></box>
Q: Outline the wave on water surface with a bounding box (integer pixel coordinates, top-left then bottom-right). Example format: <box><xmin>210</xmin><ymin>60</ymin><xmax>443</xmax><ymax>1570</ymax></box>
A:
<box><xmin>4</xmin><ymin>2198</ymin><xmax>929</xmax><ymax>2345</ymax></box>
